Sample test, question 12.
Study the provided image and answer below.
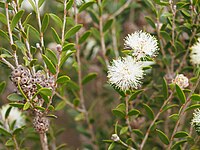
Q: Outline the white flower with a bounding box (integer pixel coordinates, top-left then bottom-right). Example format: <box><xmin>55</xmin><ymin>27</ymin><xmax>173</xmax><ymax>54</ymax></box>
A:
<box><xmin>191</xmin><ymin>109</ymin><xmax>200</xmax><ymax>134</ymax></box>
<box><xmin>76</xmin><ymin>0</ymin><xmax>83</xmax><ymax>6</ymax></box>
<box><xmin>172</xmin><ymin>74</ymin><xmax>189</xmax><ymax>89</ymax></box>
<box><xmin>111</xmin><ymin>134</ymin><xmax>120</xmax><ymax>142</ymax></box>
<box><xmin>0</xmin><ymin>104</ymin><xmax>25</xmax><ymax>131</ymax></box>
<box><xmin>190</xmin><ymin>38</ymin><xmax>200</xmax><ymax>65</ymax></box>
<box><xmin>124</xmin><ymin>31</ymin><xmax>159</xmax><ymax>60</ymax></box>
<box><xmin>107</xmin><ymin>56</ymin><xmax>144</xmax><ymax>91</ymax></box>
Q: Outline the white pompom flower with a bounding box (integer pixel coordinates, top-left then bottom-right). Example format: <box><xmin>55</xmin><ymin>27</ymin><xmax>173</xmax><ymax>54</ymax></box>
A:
<box><xmin>0</xmin><ymin>104</ymin><xmax>25</xmax><ymax>131</ymax></box>
<box><xmin>190</xmin><ymin>38</ymin><xmax>200</xmax><ymax>65</ymax></box>
<box><xmin>124</xmin><ymin>31</ymin><xmax>159</xmax><ymax>60</ymax></box>
<box><xmin>191</xmin><ymin>109</ymin><xmax>200</xmax><ymax>135</ymax></box>
<box><xmin>107</xmin><ymin>56</ymin><xmax>144</xmax><ymax>91</ymax></box>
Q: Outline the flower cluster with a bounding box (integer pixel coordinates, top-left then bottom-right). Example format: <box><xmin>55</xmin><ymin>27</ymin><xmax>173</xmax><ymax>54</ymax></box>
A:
<box><xmin>124</xmin><ymin>30</ymin><xmax>159</xmax><ymax>60</ymax></box>
<box><xmin>10</xmin><ymin>65</ymin><xmax>55</xmax><ymax>100</ymax></box>
<box><xmin>190</xmin><ymin>38</ymin><xmax>200</xmax><ymax>65</ymax></box>
<box><xmin>172</xmin><ymin>74</ymin><xmax>189</xmax><ymax>89</ymax></box>
<box><xmin>107</xmin><ymin>30</ymin><xmax>159</xmax><ymax>91</ymax></box>
<box><xmin>0</xmin><ymin>104</ymin><xmax>25</xmax><ymax>131</ymax></box>
<box><xmin>191</xmin><ymin>109</ymin><xmax>200</xmax><ymax>135</ymax></box>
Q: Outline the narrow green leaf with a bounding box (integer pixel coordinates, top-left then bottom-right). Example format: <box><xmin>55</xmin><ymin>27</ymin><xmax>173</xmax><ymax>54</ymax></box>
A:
<box><xmin>23</xmin><ymin>101</ymin><xmax>30</xmax><ymax>110</ymax></box>
<box><xmin>42</xmin><ymin>54</ymin><xmax>56</xmax><ymax>74</ymax></box>
<box><xmin>191</xmin><ymin>94</ymin><xmax>200</xmax><ymax>101</ymax></box>
<box><xmin>145</xmin><ymin>16</ymin><xmax>156</xmax><ymax>28</ymax></box>
<box><xmin>143</xmin><ymin>103</ymin><xmax>154</xmax><ymax>120</ymax></box>
<box><xmin>45</xmin><ymin>49</ymin><xmax>58</xmax><ymax>65</ymax></box>
<box><xmin>132</xmin><ymin>129</ymin><xmax>144</xmax><ymax>138</ymax></box>
<box><xmin>0</xmin><ymin>127</ymin><xmax>11</xmax><ymax>137</ymax></box>
<box><xmin>129</xmin><ymin>90</ymin><xmax>143</xmax><ymax>101</ymax></box>
<box><xmin>28</xmin><ymin>0</ymin><xmax>36</xmax><ymax>12</ymax></box>
<box><xmin>17</xmin><ymin>82</ymin><xmax>28</xmax><ymax>101</ymax></box>
<box><xmin>103</xmin><ymin>19</ymin><xmax>113</xmax><ymax>32</ymax></box>
<box><xmin>79</xmin><ymin>1</ymin><xmax>95</xmax><ymax>13</ymax></box>
<box><xmin>0</xmin><ymin>13</ymin><xmax>7</xmax><ymax>25</ymax></box>
<box><xmin>56</xmin><ymin>75</ymin><xmax>70</xmax><ymax>83</ymax></box>
<box><xmin>160</xmin><ymin>31</ymin><xmax>171</xmax><ymax>41</ymax></box>
<box><xmin>51</xmin><ymin>27</ymin><xmax>61</xmax><ymax>44</ymax></box>
<box><xmin>49</xmin><ymin>13</ymin><xmax>63</xmax><ymax>28</ymax></box>
<box><xmin>7</xmin><ymin>93</ymin><xmax>24</xmax><ymax>101</ymax></box>
<box><xmin>171</xmin><ymin>140</ymin><xmax>187</xmax><ymax>150</ymax></box>
<box><xmin>60</xmin><ymin>50</ymin><xmax>76</xmax><ymax>67</ymax></box>
<box><xmin>66</xmin><ymin>0</ymin><xmax>73</xmax><ymax>10</ymax></box>
<box><xmin>176</xmin><ymin>84</ymin><xmax>186</xmax><ymax>104</ymax></box>
<box><xmin>35</xmin><ymin>106</ymin><xmax>45</xmax><ymax>111</ymax></box>
<box><xmin>82</xmin><ymin>73</ymin><xmax>97</xmax><ymax>85</ymax></box>
<box><xmin>65</xmin><ymin>80</ymin><xmax>79</xmax><ymax>91</ymax></box>
<box><xmin>9</xmin><ymin>103</ymin><xmax>24</xmax><ymax>108</ymax></box>
<box><xmin>38</xmin><ymin>0</ymin><xmax>45</xmax><ymax>8</ymax></box>
<box><xmin>39</xmin><ymin>88</ymin><xmax>52</xmax><ymax>96</ymax></box>
<box><xmin>162</xmin><ymin>78</ymin><xmax>168</xmax><ymax>99</ymax></box>
<box><xmin>174</xmin><ymin>131</ymin><xmax>189</xmax><ymax>138</ymax></box>
<box><xmin>185</xmin><ymin>104</ymin><xmax>200</xmax><ymax>112</ymax></box>
<box><xmin>112</xmin><ymin>103</ymin><xmax>126</xmax><ymax>118</ymax></box>
<box><xmin>0</xmin><ymin>81</ymin><xmax>6</xmax><ymax>94</ymax></box>
<box><xmin>22</xmin><ymin>12</ymin><xmax>32</xmax><ymax>26</ymax></box>
<box><xmin>5</xmin><ymin>139</ymin><xmax>14</xmax><ymax>146</ymax></box>
<box><xmin>0</xmin><ymin>29</ymin><xmax>9</xmax><ymax>41</ymax></box>
<box><xmin>128</xmin><ymin>109</ymin><xmax>140</xmax><ymax>116</ymax></box>
<box><xmin>55</xmin><ymin>101</ymin><xmax>66</xmax><ymax>111</ymax></box>
<box><xmin>62</xmin><ymin>43</ymin><xmax>75</xmax><ymax>52</ymax></box>
<box><xmin>78</xmin><ymin>30</ymin><xmax>91</xmax><ymax>44</ymax></box>
<box><xmin>111</xmin><ymin>85</ymin><xmax>126</xmax><ymax>97</ymax></box>
<box><xmin>156</xmin><ymin>129</ymin><xmax>169</xmax><ymax>145</ymax></box>
<box><xmin>65</xmin><ymin>24</ymin><xmax>82</xmax><ymax>40</ymax></box>
<box><xmin>11</xmin><ymin>10</ymin><xmax>24</xmax><ymax>31</ymax></box>
<box><xmin>108</xmin><ymin>142</ymin><xmax>116</xmax><ymax>150</ymax></box>
<box><xmin>5</xmin><ymin>106</ymin><xmax>12</xmax><ymax>119</ymax></box>
<box><xmin>120</xmin><ymin>127</ymin><xmax>128</xmax><ymax>135</ymax></box>
<box><xmin>27</xmin><ymin>24</ymin><xmax>40</xmax><ymax>40</ymax></box>
<box><xmin>41</xmin><ymin>13</ymin><xmax>49</xmax><ymax>33</ymax></box>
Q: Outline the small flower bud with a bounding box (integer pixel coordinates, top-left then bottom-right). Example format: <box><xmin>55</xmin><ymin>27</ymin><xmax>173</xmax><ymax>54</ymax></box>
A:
<box><xmin>56</xmin><ymin>44</ymin><xmax>62</xmax><ymax>53</ymax></box>
<box><xmin>36</xmin><ymin>43</ymin><xmax>40</xmax><ymax>49</ymax></box>
<box><xmin>172</xmin><ymin>74</ymin><xmax>189</xmax><ymax>89</ymax></box>
<box><xmin>111</xmin><ymin>134</ymin><xmax>120</xmax><ymax>142</ymax></box>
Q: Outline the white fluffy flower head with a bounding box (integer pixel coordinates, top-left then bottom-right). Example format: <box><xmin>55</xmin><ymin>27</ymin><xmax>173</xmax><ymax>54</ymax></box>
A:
<box><xmin>124</xmin><ymin>31</ymin><xmax>159</xmax><ymax>60</ymax></box>
<box><xmin>0</xmin><ymin>104</ymin><xmax>25</xmax><ymax>131</ymax></box>
<box><xmin>111</xmin><ymin>134</ymin><xmax>120</xmax><ymax>142</ymax></box>
<box><xmin>190</xmin><ymin>38</ymin><xmax>200</xmax><ymax>65</ymax></box>
<box><xmin>191</xmin><ymin>109</ymin><xmax>200</xmax><ymax>134</ymax></box>
<box><xmin>107</xmin><ymin>56</ymin><xmax>144</xmax><ymax>91</ymax></box>
<box><xmin>172</xmin><ymin>74</ymin><xmax>189</xmax><ymax>89</ymax></box>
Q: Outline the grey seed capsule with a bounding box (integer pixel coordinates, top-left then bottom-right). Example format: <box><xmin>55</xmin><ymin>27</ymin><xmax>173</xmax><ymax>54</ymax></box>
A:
<box><xmin>14</xmin><ymin>77</ymin><xmax>21</xmax><ymax>83</ymax></box>
<box><xmin>20</xmin><ymin>77</ymin><xmax>29</xmax><ymax>84</ymax></box>
<box><xmin>35</xmin><ymin>78</ymin><xmax>42</xmax><ymax>84</ymax></box>
<box><xmin>12</xmin><ymin>69</ymin><xmax>21</xmax><ymax>77</ymax></box>
<box><xmin>21</xmin><ymin>71</ymin><xmax>30</xmax><ymax>78</ymax></box>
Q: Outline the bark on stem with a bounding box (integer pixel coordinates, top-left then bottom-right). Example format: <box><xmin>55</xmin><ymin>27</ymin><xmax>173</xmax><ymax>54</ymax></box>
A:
<box><xmin>40</xmin><ymin>133</ymin><xmax>49</xmax><ymax>150</ymax></box>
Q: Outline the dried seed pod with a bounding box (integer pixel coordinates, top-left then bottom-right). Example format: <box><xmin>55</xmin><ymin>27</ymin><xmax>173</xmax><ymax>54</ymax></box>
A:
<box><xmin>13</xmin><ymin>77</ymin><xmax>21</xmax><ymax>84</ymax></box>
<box><xmin>20</xmin><ymin>77</ymin><xmax>29</xmax><ymax>85</ymax></box>
<box><xmin>11</xmin><ymin>69</ymin><xmax>21</xmax><ymax>77</ymax></box>
<box><xmin>21</xmin><ymin>71</ymin><xmax>30</xmax><ymax>78</ymax></box>
<box><xmin>33</xmin><ymin>115</ymin><xmax>49</xmax><ymax>134</ymax></box>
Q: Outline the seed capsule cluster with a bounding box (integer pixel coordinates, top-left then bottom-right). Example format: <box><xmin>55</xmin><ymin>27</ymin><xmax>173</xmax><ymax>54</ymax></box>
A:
<box><xmin>10</xmin><ymin>65</ymin><xmax>55</xmax><ymax>99</ymax></box>
<box><xmin>33</xmin><ymin>114</ymin><xmax>49</xmax><ymax>134</ymax></box>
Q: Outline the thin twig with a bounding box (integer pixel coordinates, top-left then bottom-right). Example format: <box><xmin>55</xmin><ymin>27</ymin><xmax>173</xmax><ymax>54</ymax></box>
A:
<box><xmin>167</xmin><ymin>76</ymin><xmax>200</xmax><ymax>149</ymax></box>
<box><xmin>13</xmin><ymin>135</ymin><xmax>20</xmax><ymax>150</ymax></box>
<box><xmin>0</xmin><ymin>57</ymin><xmax>15</xmax><ymax>70</ymax></box>
<box><xmin>39</xmin><ymin>133</ymin><xmax>49</xmax><ymax>150</ymax></box>
<box><xmin>61</xmin><ymin>0</ymin><xmax>67</xmax><ymax>45</ymax></box>
<box><xmin>140</xmin><ymin>92</ymin><xmax>173</xmax><ymax>150</ymax></box>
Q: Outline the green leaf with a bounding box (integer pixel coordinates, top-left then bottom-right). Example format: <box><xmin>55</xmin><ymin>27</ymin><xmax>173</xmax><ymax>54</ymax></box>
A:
<box><xmin>108</xmin><ymin>142</ymin><xmax>116</xmax><ymax>150</ymax></box>
<box><xmin>27</xmin><ymin>24</ymin><xmax>40</xmax><ymax>40</ymax></box>
<box><xmin>185</xmin><ymin>104</ymin><xmax>200</xmax><ymax>112</ymax></box>
<box><xmin>65</xmin><ymin>24</ymin><xmax>82</xmax><ymax>40</ymax></box>
<box><xmin>57</xmin><ymin>75</ymin><xmax>70</xmax><ymax>83</ymax></box>
<box><xmin>35</xmin><ymin>106</ymin><xmax>45</xmax><ymax>111</ymax></box>
<box><xmin>111</xmin><ymin>85</ymin><xmax>126</xmax><ymax>97</ymax></box>
<box><xmin>103</xmin><ymin>19</ymin><xmax>113</xmax><ymax>32</ymax></box>
<box><xmin>162</xmin><ymin>78</ymin><xmax>168</xmax><ymax>99</ymax></box>
<box><xmin>120</xmin><ymin>127</ymin><xmax>128</xmax><ymax>135</ymax></box>
<box><xmin>45</xmin><ymin>49</ymin><xmax>58</xmax><ymax>65</ymax></box>
<box><xmin>0</xmin><ymin>127</ymin><xmax>11</xmax><ymax>137</ymax></box>
<box><xmin>38</xmin><ymin>0</ymin><xmax>45</xmax><ymax>8</ymax></box>
<box><xmin>7</xmin><ymin>93</ymin><xmax>24</xmax><ymax>101</ymax></box>
<box><xmin>162</xmin><ymin>104</ymin><xmax>179</xmax><ymax>113</ymax></box>
<box><xmin>41</xmin><ymin>13</ymin><xmax>49</xmax><ymax>33</ymax></box>
<box><xmin>82</xmin><ymin>73</ymin><xmax>97</xmax><ymax>85</ymax></box>
<box><xmin>55</xmin><ymin>101</ymin><xmax>66</xmax><ymax>111</ymax></box>
<box><xmin>60</xmin><ymin>50</ymin><xmax>76</xmax><ymax>67</ymax></box>
<box><xmin>129</xmin><ymin>90</ymin><xmax>143</xmax><ymax>101</ymax></box>
<box><xmin>79</xmin><ymin>1</ymin><xmax>95</xmax><ymax>13</ymax></box>
<box><xmin>171</xmin><ymin>140</ymin><xmax>187</xmax><ymax>150</ymax></box>
<box><xmin>66</xmin><ymin>0</ymin><xmax>73</xmax><ymax>10</ymax></box>
<box><xmin>5</xmin><ymin>106</ymin><xmax>12</xmax><ymax>119</ymax></box>
<box><xmin>9</xmin><ymin>103</ymin><xmax>24</xmax><ymax>108</ymax></box>
<box><xmin>62</xmin><ymin>43</ymin><xmax>75</xmax><ymax>52</ymax></box>
<box><xmin>176</xmin><ymin>84</ymin><xmax>186</xmax><ymax>104</ymax></box>
<box><xmin>191</xmin><ymin>94</ymin><xmax>200</xmax><ymax>101</ymax></box>
<box><xmin>156</xmin><ymin>129</ymin><xmax>169</xmax><ymax>145</ymax></box>
<box><xmin>38</xmin><ymin>88</ymin><xmax>52</xmax><ymax>96</ymax></box>
<box><xmin>160</xmin><ymin>31</ymin><xmax>171</xmax><ymax>41</ymax></box>
<box><xmin>5</xmin><ymin>139</ymin><xmax>14</xmax><ymax>146</ymax></box>
<box><xmin>42</xmin><ymin>54</ymin><xmax>56</xmax><ymax>74</ymax></box>
<box><xmin>11</xmin><ymin>10</ymin><xmax>24</xmax><ymax>31</ymax></box>
<box><xmin>23</xmin><ymin>12</ymin><xmax>32</xmax><ymax>26</ymax></box>
<box><xmin>0</xmin><ymin>81</ymin><xmax>6</xmax><ymax>94</ymax></box>
<box><xmin>132</xmin><ymin>129</ymin><xmax>144</xmax><ymax>138</ymax></box>
<box><xmin>145</xmin><ymin>16</ymin><xmax>156</xmax><ymax>28</ymax></box>
<box><xmin>65</xmin><ymin>80</ymin><xmax>79</xmax><ymax>91</ymax></box>
<box><xmin>17</xmin><ymin>82</ymin><xmax>28</xmax><ymax>101</ymax></box>
<box><xmin>49</xmin><ymin>13</ymin><xmax>62</xmax><ymax>28</ymax></box>
<box><xmin>23</xmin><ymin>102</ymin><xmax>30</xmax><ymax>110</ymax></box>
<box><xmin>51</xmin><ymin>27</ymin><xmax>61</xmax><ymax>44</ymax></box>
<box><xmin>0</xmin><ymin>13</ymin><xmax>7</xmax><ymax>25</ymax></box>
<box><xmin>28</xmin><ymin>0</ymin><xmax>36</xmax><ymax>12</ymax></box>
<box><xmin>174</xmin><ymin>131</ymin><xmax>189</xmax><ymax>138</ymax></box>
<box><xmin>128</xmin><ymin>109</ymin><xmax>140</xmax><ymax>116</ymax></box>
<box><xmin>112</xmin><ymin>103</ymin><xmax>126</xmax><ymax>118</ymax></box>
<box><xmin>0</xmin><ymin>29</ymin><xmax>9</xmax><ymax>41</ymax></box>
<box><xmin>169</xmin><ymin>114</ymin><xmax>179</xmax><ymax>121</ymax></box>
<box><xmin>143</xmin><ymin>103</ymin><xmax>154</xmax><ymax>120</ymax></box>
<box><xmin>78</xmin><ymin>30</ymin><xmax>91</xmax><ymax>44</ymax></box>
